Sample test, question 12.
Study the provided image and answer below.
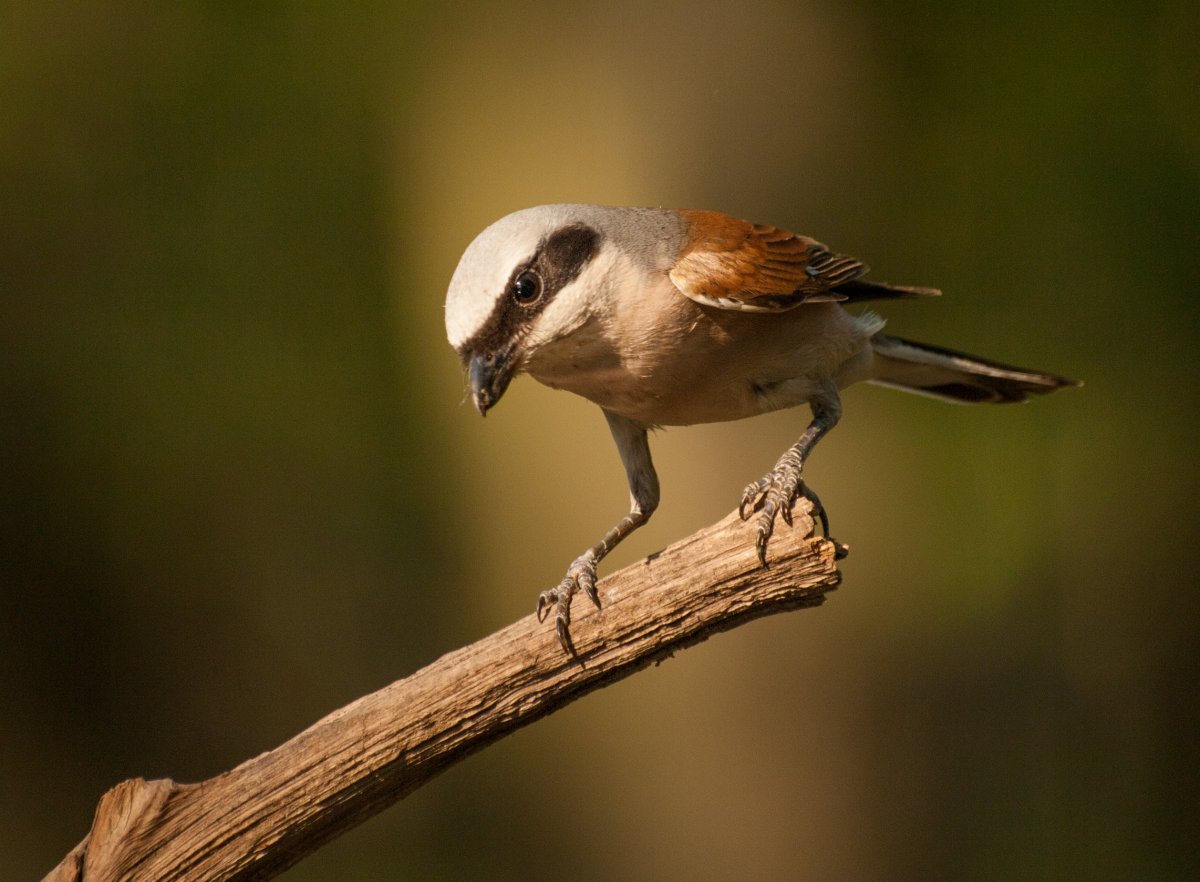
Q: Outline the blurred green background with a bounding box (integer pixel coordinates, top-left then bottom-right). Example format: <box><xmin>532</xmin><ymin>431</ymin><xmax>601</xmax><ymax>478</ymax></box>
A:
<box><xmin>3</xmin><ymin>2</ymin><xmax>1197</xmax><ymax>879</ymax></box>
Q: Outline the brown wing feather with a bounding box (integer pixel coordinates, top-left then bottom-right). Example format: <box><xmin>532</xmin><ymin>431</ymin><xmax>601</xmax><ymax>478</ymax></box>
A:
<box><xmin>670</xmin><ymin>209</ymin><xmax>870</xmax><ymax>312</ymax></box>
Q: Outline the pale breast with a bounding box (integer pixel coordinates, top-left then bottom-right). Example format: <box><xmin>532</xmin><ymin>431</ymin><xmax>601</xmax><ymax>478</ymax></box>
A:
<box><xmin>527</xmin><ymin>280</ymin><xmax>880</xmax><ymax>427</ymax></box>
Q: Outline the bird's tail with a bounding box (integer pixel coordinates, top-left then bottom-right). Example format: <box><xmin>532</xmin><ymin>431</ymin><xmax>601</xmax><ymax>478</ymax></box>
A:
<box><xmin>868</xmin><ymin>333</ymin><xmax>1081</xmax><ymax>403</ymax></box>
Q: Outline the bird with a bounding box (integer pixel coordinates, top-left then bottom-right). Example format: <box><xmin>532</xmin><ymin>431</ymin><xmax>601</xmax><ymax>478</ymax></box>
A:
<box><xmin>444</xmin><ymin>204</ymin><xmax>1080</xmax><ymax>654</ymax></box>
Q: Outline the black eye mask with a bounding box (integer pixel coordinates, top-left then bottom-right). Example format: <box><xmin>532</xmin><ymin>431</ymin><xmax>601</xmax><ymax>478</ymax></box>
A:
<box><xmin>456</xmin><ymin>223</ymin><xmax>600</xmax><ymax>362</ymax></box>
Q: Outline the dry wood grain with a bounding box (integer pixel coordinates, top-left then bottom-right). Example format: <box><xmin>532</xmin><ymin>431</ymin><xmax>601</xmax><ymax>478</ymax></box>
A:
<box><xmin>45</xmin><ymin>504</ymin><xmax>842</xmax><ymax>882</ymax></box>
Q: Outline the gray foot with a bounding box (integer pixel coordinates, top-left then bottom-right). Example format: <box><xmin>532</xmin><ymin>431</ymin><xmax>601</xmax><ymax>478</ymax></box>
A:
<box><xmin>739</xmin><ymin>453</ymin><xmax>847</xmax><ymax>563</ymax></box>
<box><xmin>535</xmin><ymin>553</ymin><xmax>600</xmax><ymax>655</ymax></box>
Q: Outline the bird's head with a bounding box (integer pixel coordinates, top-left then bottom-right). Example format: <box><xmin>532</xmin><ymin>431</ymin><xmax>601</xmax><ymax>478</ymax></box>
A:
<box><xmin>444</xmin><ymin>205</ymin><xmax>609</xmax><ymax>415</ymax></box>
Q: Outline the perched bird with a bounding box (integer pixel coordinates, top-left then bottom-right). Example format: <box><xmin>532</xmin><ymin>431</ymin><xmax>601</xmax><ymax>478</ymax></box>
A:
<box><xmin>444</xmin><ymin>204</ymin><xmax>1079</xmax><ymax>653</ymax></box>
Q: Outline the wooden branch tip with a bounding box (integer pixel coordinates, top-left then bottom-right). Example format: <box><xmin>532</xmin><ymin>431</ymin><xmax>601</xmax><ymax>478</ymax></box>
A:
<box><xmin>45</xmin><ymin>504</ymin><xmax>842</xmax><ymax>882</ymax></box>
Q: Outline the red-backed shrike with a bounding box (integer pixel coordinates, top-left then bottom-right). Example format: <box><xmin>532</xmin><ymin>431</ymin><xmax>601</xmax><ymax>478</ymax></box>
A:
<box><xmin>445</xmin><ymin>205</ymin><xmax>1079</xmax><ymax>652</ymax></box>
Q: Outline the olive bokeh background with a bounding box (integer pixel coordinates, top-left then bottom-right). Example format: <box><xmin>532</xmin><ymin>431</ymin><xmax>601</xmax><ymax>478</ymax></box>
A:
<box><xmin>3</xmin><ymin>3</ymin><xmax>1197</xmax><ymax>879</ymax></box>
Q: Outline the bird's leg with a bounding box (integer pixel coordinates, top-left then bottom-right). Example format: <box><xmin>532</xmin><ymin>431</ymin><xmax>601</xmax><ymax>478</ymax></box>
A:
<box><xmin>537</xmin><ymin>411</ymin><xmax>659</xmax><ymax>655</ymax></box>
<box><xmin>538</xmin><ymin>510</ymin><xmax>650</xmax><ymax>656</ymax></box>
<box><xmin>739</xmin><ymin>387</ymin><xmax>846</xmax><ymax>564</ymax></box>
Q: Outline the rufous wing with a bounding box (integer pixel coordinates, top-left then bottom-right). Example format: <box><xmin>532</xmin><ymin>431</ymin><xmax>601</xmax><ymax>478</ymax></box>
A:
<box><xmin>669</xmin><ymin>209</ymin><xmax>869</xmax><ymax>312</ymax></box>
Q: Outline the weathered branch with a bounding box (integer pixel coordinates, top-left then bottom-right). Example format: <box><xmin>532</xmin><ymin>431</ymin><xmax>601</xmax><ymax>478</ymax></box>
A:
<box><xmin>45</xmin><ymin>505</ymin><xmax>841</xmax><ymax>882</ymax></box>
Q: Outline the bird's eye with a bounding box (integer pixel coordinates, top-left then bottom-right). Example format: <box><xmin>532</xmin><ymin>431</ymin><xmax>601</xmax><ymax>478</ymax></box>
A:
<box><xmin>511</xmin><ymin>270</ymin><xmax>542</xmax><ymax>306</ymax></box>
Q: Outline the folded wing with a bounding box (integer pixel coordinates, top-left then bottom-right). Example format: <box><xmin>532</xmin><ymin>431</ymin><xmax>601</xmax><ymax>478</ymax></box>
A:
<box><xmin>670</xmin><ymin>209</ymin><xmax>939</xmax><ymax>312</ymax></box>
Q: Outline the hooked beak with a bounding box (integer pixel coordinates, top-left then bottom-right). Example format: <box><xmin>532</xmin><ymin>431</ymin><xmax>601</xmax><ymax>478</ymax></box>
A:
<box><xmin>467</xmin><ymin>346</ymin><xmax>518</xmax><ymax>416</ymax></box>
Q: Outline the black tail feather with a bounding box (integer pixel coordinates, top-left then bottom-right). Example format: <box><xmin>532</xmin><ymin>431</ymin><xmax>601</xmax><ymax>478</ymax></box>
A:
<box><xmin>869</xmin><ymin>334</ymin><xmax>1081</xmax><ymax>404</ymax></box>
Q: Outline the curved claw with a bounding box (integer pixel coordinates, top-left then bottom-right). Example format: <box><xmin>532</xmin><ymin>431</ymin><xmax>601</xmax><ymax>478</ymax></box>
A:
<box><xmin>555</xmin><ymin>615</ymin><xmax>576</xmax><ymax>656</ymax></box>
<box><xmin>738</xmin><ymin>478</ymin><xmax>766</xmax><ymax>520</ymax></box>
<box><xmin>579</xmin><ymin>568</ymin><xmax>600</xmax><ymax>609</ymax></box>
<box><xmin>799</xmin><ymin>485</ymin><xmax>832</xmax><ymax>540</ymax></box>
<box><xmin>535</xmin><ymin>591</ymin><xmax>553</xmax><ymax>623</ymax></box>
<box><xmin>536</xmin><ymin>580</ymin><xmax>577</xmax><ymax>655</ymax></box>
<box><xmin>796</xmin><ymin>485</ymin><xmax>849</xmax><ymax>559</ymax></box>
<box><xmin>535</xmin><ymin>555</ymin><xmax>598</xmax><ymax>655</ymax></box>
<box><xmin>754</xmin><ymin>518</ymin><xmax>772</xmax><ymax>566</ymax></box>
